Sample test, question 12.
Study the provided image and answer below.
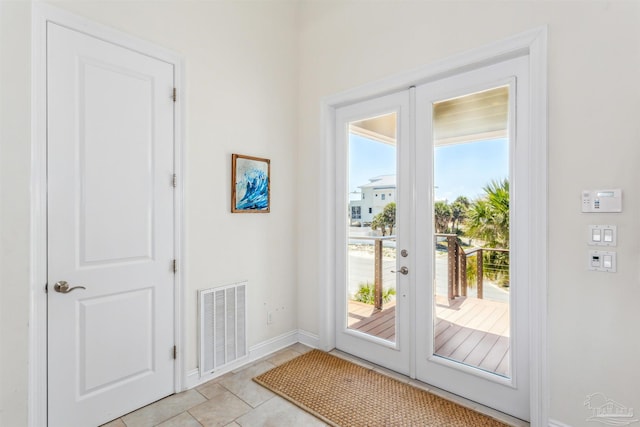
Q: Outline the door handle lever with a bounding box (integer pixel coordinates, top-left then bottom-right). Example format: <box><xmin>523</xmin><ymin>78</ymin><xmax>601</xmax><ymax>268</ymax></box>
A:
<box><xmin>391</xmin><ymin>266</ymin><xmax>409</xmax><ymax>275</ymax></box>
<box><xmin>53</xmin><ymin>281</ymin><xmax>86</xmax><ymax>294</ymax></box>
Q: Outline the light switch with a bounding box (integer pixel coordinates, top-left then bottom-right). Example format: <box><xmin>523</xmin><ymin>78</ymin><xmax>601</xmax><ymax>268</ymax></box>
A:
<box><xmin>588</xmin><ymin>250</ymin><xmax>616</xmax><ymax>272</ymax></box>
<box><xmin>604</xmin><ymin>229</ymin><xmax>613</xmax><ymax>243</ymax></box>
<box><xmin>588</xmin><ymin>225</ymin><xmax>617</xmax><ymax>246</ymax></box>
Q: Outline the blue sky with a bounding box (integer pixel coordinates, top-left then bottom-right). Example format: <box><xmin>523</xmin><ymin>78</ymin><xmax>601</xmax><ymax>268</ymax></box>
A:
<box><xmin>349</xmin><ymin>134</ymin><xmax>509</xmax><ymax>201</ymax></box>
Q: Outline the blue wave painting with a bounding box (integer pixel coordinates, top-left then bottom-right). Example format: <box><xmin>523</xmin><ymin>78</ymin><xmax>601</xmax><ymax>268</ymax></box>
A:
<box><xmin>235</xmin><ymin>157</ymin><xmax>269</xmax><ymax>211</ymax></box>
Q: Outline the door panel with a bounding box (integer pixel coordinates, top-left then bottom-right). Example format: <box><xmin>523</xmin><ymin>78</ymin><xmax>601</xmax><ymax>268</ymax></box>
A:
<box><xmin>47</xmin><ymin>23</ymin><xmax>175</xmax><ymax>427</ymax></box>
<box><xmin>80</xmin><ymin>59</ymin><xmax>155</xmax><ymax>264</ymax></box>
<box><xmin>432</xmin><ymin>86</ymin><xmax>511</xmax><ymax>377</ymax></box>
<box><xmin>79</xmin><ymin>289</ymin><xmax>154</xmax><ymax>394</ymax></box>
<box><xmin>415</xmin><ymin>56</ymin><xmax>530</xmax><ymax>420</ymax></box>
<box><xmin>335</xmin><ymin>92</ymin><xmax>412</xmax><ymax>375</ymax></box>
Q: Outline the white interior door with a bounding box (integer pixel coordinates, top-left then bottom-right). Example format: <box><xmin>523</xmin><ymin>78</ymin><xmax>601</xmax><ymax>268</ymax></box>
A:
<box><xmin>415</xmin><ymin>56</ymin><xmax>530</xmax><ymax>420</ymax></box>
<box><xmin>47</xmin><ymin>23</ymin><xmax>176</xmax><ymax>427</ymax></box>
<box><xmin>335</xmin><ymin>92</ymin><xmax>412</xmax><ymax>375</ymax></box>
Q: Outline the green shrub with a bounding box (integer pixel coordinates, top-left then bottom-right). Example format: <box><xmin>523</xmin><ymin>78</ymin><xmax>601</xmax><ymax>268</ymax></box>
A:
<box><xmin>466</xmin><ymin>251</ymin><xmax>510</xmax><ymax>288</ymax></box>
<box><xmin>354</xmin><ymin>282</ymin><xmax>396</xmax><ymax>305</ymax></box>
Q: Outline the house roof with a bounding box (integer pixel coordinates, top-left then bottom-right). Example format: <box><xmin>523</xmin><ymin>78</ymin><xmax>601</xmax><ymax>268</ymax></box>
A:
<box><xmin>358</xmin><ymin>175</ymin><xmax>396</xmax><ymax>189</ymax></box>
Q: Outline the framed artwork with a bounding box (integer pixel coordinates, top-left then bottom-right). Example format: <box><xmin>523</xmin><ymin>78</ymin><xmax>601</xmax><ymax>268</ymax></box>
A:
<box><xmin>231</xmin><ymin>154</ymin><xmax>270</xmax><ymax>213</ymax></box>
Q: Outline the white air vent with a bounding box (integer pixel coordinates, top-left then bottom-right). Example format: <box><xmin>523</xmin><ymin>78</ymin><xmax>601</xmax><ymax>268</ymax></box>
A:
<box><xmin>199</xmin><ymin>282</ymin><xmax>247</xmax><ymax>376</ymax></box>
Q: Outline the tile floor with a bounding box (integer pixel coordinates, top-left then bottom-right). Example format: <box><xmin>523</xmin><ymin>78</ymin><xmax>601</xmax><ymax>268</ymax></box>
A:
<box><xmin>102</xmin><ymin>343</ymin><xmax>529</xmax><ymax>427</ymax></box>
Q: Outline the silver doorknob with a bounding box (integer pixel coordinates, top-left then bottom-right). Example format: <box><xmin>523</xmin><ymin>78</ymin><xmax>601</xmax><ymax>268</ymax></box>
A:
<box><xmin>53</xmin><ymin>281</ymin><xmax>86</xmax><ymax>294</ymax></box>
<box><xmin>392</xmin><ymin>266</ymin><xmax>409</xmax><ymax>275</ymax></box>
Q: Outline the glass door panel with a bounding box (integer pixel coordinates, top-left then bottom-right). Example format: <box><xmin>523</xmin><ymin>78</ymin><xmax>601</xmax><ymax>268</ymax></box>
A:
<box><xmin>432</xmin><ymin>86</ymin><xmax>511</xmax><ymax>378</ymax></box>
<box><xmin>347</xmin><ymin>113</ymin><xmax>398</xmax><ymax>343</ymax></box>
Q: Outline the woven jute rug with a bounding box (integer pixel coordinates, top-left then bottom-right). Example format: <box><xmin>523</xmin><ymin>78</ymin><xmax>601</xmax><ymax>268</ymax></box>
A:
<box><xmin>254</xmin><ymin>350</ymin><xmax>509</xmax><ymax>427</ymax></box>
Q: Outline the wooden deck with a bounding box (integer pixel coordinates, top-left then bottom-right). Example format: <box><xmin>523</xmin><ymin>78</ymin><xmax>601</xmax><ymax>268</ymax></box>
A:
<box><xmin>347</xmin><ymin>296</ymin><xmax>510</xmax><ymax>377</ymax></box>
<box><xmin>347</xmin><ymin>300</ymin><xmax>397</xmax><ymax>341</ymax></box>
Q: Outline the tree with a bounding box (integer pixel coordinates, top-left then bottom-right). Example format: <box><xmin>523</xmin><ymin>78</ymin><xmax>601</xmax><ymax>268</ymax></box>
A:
<box><xmin>381</xmin><ymin>202</ymin><xmax>396</xmax><ymax>235</ymax></box>
<box><xmin>466</xmin><ymin>179</ymin><xmax>510</xmax><ymax>285</ymax></box>
<box><xmin>371</xmin><ymin>202</ymin><xmax>396</xmax><ymax>236</ymax></box>
<box><xmin>434</xmin><ymin>201</ymin><xmax>452</xmax><ymax>233</ymax></box>
<box><xmin>450</xmin><ymin>196</ymin><xmax>470</xmax><ymax>233</ymax></box>
<box><xmin>371</xmin><ymin>215</ymin><xmax>387</xmax><ymax>236</ymax></box>
<box><xmin>466</xmin><ymin>179</ymin><xmax>509</xmax><ymax>248</ymax></box>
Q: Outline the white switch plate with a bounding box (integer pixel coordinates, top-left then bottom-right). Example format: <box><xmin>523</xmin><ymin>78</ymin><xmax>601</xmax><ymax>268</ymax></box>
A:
<box><xmin>588</xmin><ymin>250</ymin><xmax>617</xmax><ymax>272</ymax></box>
<box><xmin>588</xmin><ymin>225</ymin><xmax>617</xmax><ymax>246</ymax></box>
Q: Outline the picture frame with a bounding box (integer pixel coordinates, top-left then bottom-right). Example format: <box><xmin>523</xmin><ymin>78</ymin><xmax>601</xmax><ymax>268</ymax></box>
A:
<box><xmin>231</xmin><ymin>154</ymin><xmax>271</xmax><ymax>213</ymax></box>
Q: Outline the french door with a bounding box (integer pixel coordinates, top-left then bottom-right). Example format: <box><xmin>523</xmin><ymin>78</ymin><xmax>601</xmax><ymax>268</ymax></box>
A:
<box><xmin>335</xmin><ymin>91</ymin><xmax>412</xmax><ymax>375</ymax></box>
<box><xmin>415</xmin><ymin>56</ymin><xmax>530</xmax><ymax>420</ymax></box>
<box><xmin>335</xmin><ymin>55</ymin><xmax>530</xmax><ymax>420</ymax></box>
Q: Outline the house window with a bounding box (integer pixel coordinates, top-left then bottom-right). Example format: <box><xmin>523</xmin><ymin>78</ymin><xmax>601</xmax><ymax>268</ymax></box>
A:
<box><xmin>375</xmin><ymin>193</ymin><xmax>378</xmax><ymax>197</ymax></box>
<box><xmin>351</xmin><ymin>206</ymin><xmax>361</xmax><ymax>219</ymax></box>
<box><xmin>381</xmin><ymin>194</ymin><xmax>386</xmax><ymax>200</ymax></box>
<box><xmin>368</xmin><ymin>208</ymin><xmax>372</xmax><ymax>214</ymax></box>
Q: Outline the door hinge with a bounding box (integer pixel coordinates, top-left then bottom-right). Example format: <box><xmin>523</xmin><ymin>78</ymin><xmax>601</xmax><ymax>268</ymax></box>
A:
<box><xmin>45</xmin><ymin>283</ymin><xmax>48</xmax><ymax>293</ymax></box>
<box><xmin>173</xmin><ymin>259</ymin><xmax>178</xmax><ymax>273</ymax></box>
<box><xmin>172</xmin><ymin>174</ymin><xmax>177</xmax><ymax>188</ymax></box>
<box><xmin>173</xmin><ymin>345</ymin><xmax>177</xmax><ymax>359</ymax></box>
<box><xmin>172</xmin><ymin>88</ymin><xmax>177</xmax><ymax>102</ymax></box>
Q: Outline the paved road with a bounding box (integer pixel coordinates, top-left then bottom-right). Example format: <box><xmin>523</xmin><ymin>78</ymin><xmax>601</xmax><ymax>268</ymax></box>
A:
<box><xmin>348</xmin><ymin>251</ymin><xmax>509</xmax><ymax>303</ymax></box>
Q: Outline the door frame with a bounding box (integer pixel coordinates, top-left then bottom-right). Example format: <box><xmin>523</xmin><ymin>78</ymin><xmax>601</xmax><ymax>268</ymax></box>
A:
<box><xmin>29</xmin><ymin>4</ymin><xmax>185</xmax><ymax>426</ymax></box>
<box><xmin>319</xmin><ymin>27</ymin><xmax>548</xmax><ymax>424</ymax></box>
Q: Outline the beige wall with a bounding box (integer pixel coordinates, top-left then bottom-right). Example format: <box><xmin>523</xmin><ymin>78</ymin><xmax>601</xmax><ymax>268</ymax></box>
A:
<box><xmin>2</xmin><ymin>1</ymin><xmax>640</xmax><ymax>426</ymax></box>
<box><xmin>48</xmin><ymin>0</ymin><xmax>301</xmax><ymax>370</ymax></box>
<box><xmin>0</xmin><ymin>1</ymin><xmax>298</xmax><ymax>425</ymax></box>
<box><xmin>296</xmin><ymin>1</ymin><xmax>640</xmax><ymax>426</ymax></box>
<box><xmin>0</xmin><ymin>1</ymin><xmax>31</xmax><ymax>425</ymax></box>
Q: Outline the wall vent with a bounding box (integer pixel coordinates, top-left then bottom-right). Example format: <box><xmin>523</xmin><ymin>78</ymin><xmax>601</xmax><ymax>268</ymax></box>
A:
<box><xmin>199</xmin><ymin>281</ymin><xmax>247</xmax><ymax>376</ymax></box>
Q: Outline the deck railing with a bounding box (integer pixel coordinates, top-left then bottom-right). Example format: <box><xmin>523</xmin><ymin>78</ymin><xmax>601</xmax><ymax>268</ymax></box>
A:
<box><xmin>348</xmin><ymin>233</ymin><xmax>509</xmax><ymax>309</ymax></box>
<box><xmin>437</xmin><ymin>234</ymin><xmax>509</xmax><ymax>301</ymax></box>
<box><xmin>348</xmin><ymin>235</ymin><xmax>396</xmax><ymax>310</ymax></box>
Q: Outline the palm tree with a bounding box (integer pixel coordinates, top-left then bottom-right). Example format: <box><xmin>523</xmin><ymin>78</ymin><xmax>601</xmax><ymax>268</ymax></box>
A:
<box><xmin>434</xmin><ymin>201</ymin><xmax>452</xmax><ymax>233</ymax></box>
<box><xmin>371</xmin><ymin>202</ymin><xmax>396</xmax><ymax>236</ymax></box>
<box><xmin>466</xmin><ymin>179</ymin><xmax>510</xmax><ymax>285</ymax></box>
<box><xmin>381</xmin><ymin>202</ymin><xmax>396</xmax><ymax>235</ymax></box>
<box><xmin>450</xmin><ymin>196</ymin><xmax>470</xmax><ymax>233</ymax></box>
<box><xmin>371</xmin><ymin>215</ymin><xmax>387</xmax><ymax>236</ymax></box>
<box><xmin>466</xmin><ymin>179</ymin><xmax>509</xmax><ymax>248</ymax></box>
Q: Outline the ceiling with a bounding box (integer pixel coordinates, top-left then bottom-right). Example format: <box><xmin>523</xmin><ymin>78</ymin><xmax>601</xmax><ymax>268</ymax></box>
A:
<box><xmin>349</xmin><ymin>85</ymin><xmax>509</xmax><ymax>146</ymax></box>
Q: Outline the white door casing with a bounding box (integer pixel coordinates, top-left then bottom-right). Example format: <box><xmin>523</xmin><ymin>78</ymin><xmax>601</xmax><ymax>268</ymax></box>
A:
<box><xmin>47</xmin><ymin>22</ymin><xmax>176</xmax><ymax>427</ymax></box>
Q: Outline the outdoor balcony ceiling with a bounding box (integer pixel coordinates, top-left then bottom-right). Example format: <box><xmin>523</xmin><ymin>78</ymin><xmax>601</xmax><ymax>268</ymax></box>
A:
<box><xmin>349</xmin><ymin>85</ymin><xmax>509</xmax><ymax>147</ymax></box>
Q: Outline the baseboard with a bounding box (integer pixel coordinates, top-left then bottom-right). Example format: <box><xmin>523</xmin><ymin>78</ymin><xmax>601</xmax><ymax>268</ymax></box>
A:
<box><xmin>548</xmin><ymin>419</ymin><xmax>572</xmax><ymax>427</ymax></box>
<box><xmin>249</xmin><ymin>329</ymin><xmax>301</xmax><ymax>358</ymax></box>
<box><xmin>185</xmin><ymin>329</ymin><xmax>319</xmax><ymax>389</ymax></box>
<box><xmin>297</xmin><ymin>329</ymin><xmax>320</xmax><ymax>348</ymax></box>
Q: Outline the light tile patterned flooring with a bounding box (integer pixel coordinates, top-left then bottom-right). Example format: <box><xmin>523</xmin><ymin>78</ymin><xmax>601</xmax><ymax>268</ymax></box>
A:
<box><xmin>102</xmin><ymin>343</ymin><xmax>529</xmax><ymax>427</ymax></box>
